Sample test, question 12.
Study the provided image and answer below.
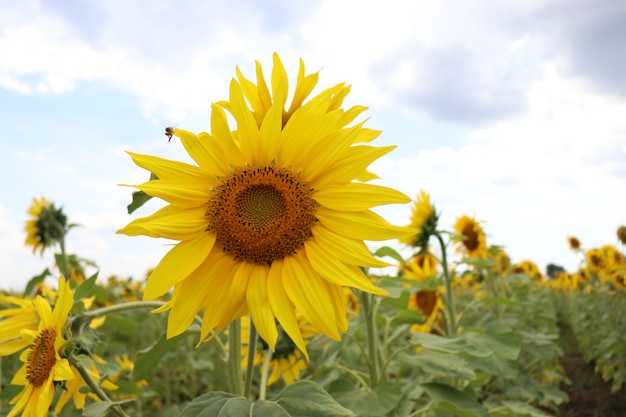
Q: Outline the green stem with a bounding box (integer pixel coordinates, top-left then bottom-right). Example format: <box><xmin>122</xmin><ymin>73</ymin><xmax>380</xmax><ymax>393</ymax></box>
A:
<box><xmin>244</xmin><ymin>320</ymin><xmax>258</xmax><ymax>399</ymax></box>
<box><xmin>360</xmin><ymin>291</ymin><xmax>380</xmax><ymax>387</ymax></box>
<box><xmin>259</xmin><ymin>349</ymin><xmax>273</xmax><ymax>400</ymax></box>
<box><xmin>58</xmin><ymin>238</ymin><xmax>70</xmax><ymax>281</ymax></box>
<box><xmin>69</xmin><ymin>354</ymin><xmax>130</xmax><ymax>417</ymax></box>
<box><xmin>435</xmin><ymin>232</ymin><xmax>458</xmax><ymax>336</ymax></box>
<box><xmin>79</xmin><ymin>301</ymin><xmax>167</xmax><ymax>319</ymax></box>
<box><xmin>227</xmin><ymin>319</ymin><xmax>243</xmax><ymax>396</ymax></box>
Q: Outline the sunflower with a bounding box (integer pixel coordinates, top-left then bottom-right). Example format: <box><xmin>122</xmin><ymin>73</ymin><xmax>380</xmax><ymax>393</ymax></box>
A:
<box><xmin>408</xmin><ymin>289</ymin><xmax>444</xmax><ymax>335</ymax></box>
<box><xmin>617</xmin><ymin>226</ymin><xmax>626</xmax><ymax>246</ymax></box>
<box><xmin>401</xmin><ymin>251</ymin><xmax>438</xmax><ymax>283</ymax></box>
<box><xmin>6</xmin><ymin>277</ymin><xmax>76</xmax><ymax>417</ymax></box>
<box><xmin>452</xmin><ymin>215</ymin><xmax>487</xmax><ymax>259</ymax></box>
<box><xmin>400</xmin><ymin>190</ymin><xmax>438</xmax><ymax>249</ymax></box>
<box><xmin>567</xmin><ymin>236</ymin><xmax>582</xmax><ymax>252</ymax></box>
<box><xmin>117</xmin><ymin>53</ymin><xmax>412</xmax><ymax>355</ymax></box>
<box><xmin>24</xmin><ymin>196</ymin><xmax>68</xmax><ymax>256</ymax></box>
<box><xmin>512</xmin><ymin>260</ymin><xmax>543</xmax><ymax>281</ymax></box>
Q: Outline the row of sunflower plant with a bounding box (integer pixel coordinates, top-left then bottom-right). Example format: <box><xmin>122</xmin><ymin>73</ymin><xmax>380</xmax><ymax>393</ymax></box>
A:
<box><xmin>549</xmin><ymin>233</ymin><xmax>626</xmax><ymax>394</ymax></box>
<box><xmin>1</xmin><ymin>54</ymin><xmax>568</xmax><ymax>417</ymax></box>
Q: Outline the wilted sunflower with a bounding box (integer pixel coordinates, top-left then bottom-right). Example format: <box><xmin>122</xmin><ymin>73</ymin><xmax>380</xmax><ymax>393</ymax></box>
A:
<box><xmin>7</xmin><ymin>277</ymin><xmax>75</xmax><ymax>417</ymax></box>
<box><xmin>24</xmin><ymin>196</ymin><xmax>68</xmax><ymax>256</ymax></box>
<box><xmin>400</xmin><ymin>190</ymin><xmax>438</xmax><ymax>249</ymax></box>
<box><xmin>452</xmin><ymin>215</ymin><xmax>488</xmax><ymax>259</ymax></box>
<box><xmin>118</xmin><ymin>53</ymin><xmax>413</xmax><ymax>355</ymax></box>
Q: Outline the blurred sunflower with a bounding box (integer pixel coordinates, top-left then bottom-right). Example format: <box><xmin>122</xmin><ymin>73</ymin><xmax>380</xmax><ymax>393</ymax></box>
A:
<box><xmin>452</xmin><ymin>215</ymin><xmax>487</xmax><ymax>259</ymax></box>
<box><xmin>567</xmin><ymin>236</ymin><xmax>582</xmax><ymax>252</ymax></box>
<box><xmin>617</xmin><ymin>226</ymin><xmax>626</xmax><ymax>246</ymax></box>
<box><xmin>241</xmin><ymin>315</ymin><xmax>318</xmax><ymax>385</ymax></box>
<box><xmin>118</xmin><ymin>53</ymin><xmax>412</xmax><ymax>355</ymax></box>
<box><xmin>401</xmin><ymin>252</ymin><xmax>438</xmax><ymax>283</ymax></box>
<box><xmin>408</xmin><ymin>289</ymin><xmax>444</xmax><ymax>335</ymax></box>
<box><xmin>6</xmin><ymin>277</ymin><xmax>75</xmax><ymax>417</ymax></box>
<box><xmin>400</xmin><ymin>190</ymin><xmax>438</xmax><ymax>249</ymax></box>
<box><xmin>488</xmin><ymin>245</ymin><xmax>511</xmax><ymax>275</ymax></box>
<box><xmin>24</xmin><ymin>197</ymin><xmax>68</xmax><ymax>256</ymax></box>
<box><xmin>512</xmin><ymin>260</ymin><xmax>543</xmax><ymax>281</ymax></box>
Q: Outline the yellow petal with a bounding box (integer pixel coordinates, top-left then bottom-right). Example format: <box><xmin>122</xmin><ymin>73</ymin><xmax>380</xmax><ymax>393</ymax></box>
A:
<box><xmin>122</xmin><ymin>180</ymin><xmax>209</xmax><ymax>208</ymax></box>
<box><xmin>266</xmin><ymin>261</ymin><xmax>308</xmax><ymax>359</ymax></box>
<box><xmin>229</xmin><ymin>80</ymin><xmax>261</xmax><ymax>162</ymax></box>
<box><xmin>143</xmin><ymin>233</ymin><xmax>216</xmax><ymax>300</ymax></box>
<box><xmin>316</xmin><ymin>207</ymin><xmax>415</xmax><ymax>241</ymax></box>
<box><xmin>282</xmin><ymin>255</ymin><xmax>340</xmax><ymax>340</ymax></box>
<box><xmin>314</xmin><ymin>183</ymin><xmax>410</xmax><ymax>211</ymax></box>
<box><xmin>304</xmin><ymin>239</ymin><xmax>387</xmax><ymax>295</ymax></box>
<box><xmin>246</xmin><ymin>265</ymin><xmax>278</xmax><ymax>350</ymax></box>
<box><xmin>312</xmin><ymin>225</ymin><xmax>391</xmax><ymax>268</ymax></box>
<box><xmin>117</xmin><ymin>205</ymin><xmax>207</xmax><ymax>241</ymax></box>
<box><xmin>210</xmin><ymin>104</ymin><xmax>246</xmax><ymax>170</ymax></box>
<box><xmin>127</xmin><ymin>151</ymin><xmax>213</xmax><ymax>184</ymax></box>
<box><xmin>53</xmin><ymin>358</ymin><xmax>75</xmax><ymax>381</ymax></box>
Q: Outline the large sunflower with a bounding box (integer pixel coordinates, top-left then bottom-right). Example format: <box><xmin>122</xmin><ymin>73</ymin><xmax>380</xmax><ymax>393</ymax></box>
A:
<box><xmin>7</xmin><ymin>277</ymin><xmax>76</xmax><ymax>417</ymax></box>
<box><xmin>118</xmin><ymin>53</ymin><xmax>413</xmax><ymax>355</ymax></box>
<box><xmin>452</xmin><ymin>215</ymin><xmax>488</xmax><ymax>259</ymax></box>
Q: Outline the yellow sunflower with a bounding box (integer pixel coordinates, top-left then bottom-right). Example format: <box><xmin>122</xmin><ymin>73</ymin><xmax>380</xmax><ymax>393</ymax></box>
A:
<box><xmin>452</xmin><ymin>215</ymin><xmax>488</xmax><ymax>259</ymax></box>
<box><xmin>400</xmin><ymin>190</ymin><xmax>438</xmax><ymax>248</ymax></box>
<box><xmin>7</xmin><ymin>277</ymin><xmax>76</xmax><ymax>417</ymax></box>
<box><xmin>117</xmin><ymin>53</ymin><xmax>412</xmax><ymax>355</ymax></box>
<box><xmin>512</xmin><ymin>260</ymin><xmax>543</xmax><ymax>281</ymax></box>
<box><xmin>401</xmin><ymin>252</ymin><xmax>438</xmax><ymax>283</ymax></box>
<box><xmin>408</xmin><ymin>289</ymin><xmax>444</xmax><ymax>335</ymax></box>
<box><xmin>24</xmin><ymin>196</ymin><xmax>68</xmax><ymax>256</ymax></box>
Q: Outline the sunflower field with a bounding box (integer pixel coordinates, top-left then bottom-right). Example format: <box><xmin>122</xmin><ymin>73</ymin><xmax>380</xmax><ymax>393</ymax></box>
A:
<box><xmin>2</xmin><ymin>54</ymin><xmax>626</xmax><ymax>417</ymax></box>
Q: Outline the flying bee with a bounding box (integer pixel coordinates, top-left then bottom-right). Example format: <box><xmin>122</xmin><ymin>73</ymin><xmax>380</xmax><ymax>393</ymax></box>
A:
<box><xmin>165</xmin><ymin>126</ymin><xmax>175</xmax><ymax>142</ymax></box>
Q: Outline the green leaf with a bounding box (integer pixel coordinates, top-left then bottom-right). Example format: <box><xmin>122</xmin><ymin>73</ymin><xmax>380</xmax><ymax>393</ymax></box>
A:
<box><xmin>496</xmin><ymin>400</ymin><xmax>552</xmax><ymax>417</ymax></box>
<box><xmin>23</xmin><ymin>268</ymin><xmax>51</xmax><ymax>297</ymax></box>
<box><xmin>82</xmin><ymin>401</ymin><xmax>115</xmax><ymax>417</ymax></box>
<box><xmin>181</xmin><ymin>381</ymin><xmax>355</xmax><ymax>417</ymax></box>
<box><xmin>133</xmin><ymin>332</ymin><xmax>184</xmax><ymax>381</ymax></box>
<box><xmin>391</xmin><ymin>309</ymin><xmax>426</xmax><ymax>327</ymax></box>
<box><xmin>373</xmin><ymin>246</ymin><xmax>405</xmax><ymax>264</ymax></box>
<box><xmin>332</xmin><ymin>383</ymin><xmax>402</xmax><ymax>416</ymax></box>
<box><xmin>399</xmin><ymin>350</ymin><xmax>476</xmax><ymax>380</ymax></box>
<box><xmin>460</xmin><ymin>325</ymin><xmax>520</xmax><ymax>378</ymax></box>
<box><xmin>127</xmin><ymin>172</ymin><xmax>158</xmax><ymax>214</ymax></box>
<box><xmin>411</xmin><ymin>333</ymin><xmax>492</xmax><ymax>357</ymax></box>
<box><xmin>73</xmin><ymin>274</ymin><xmax>99</xmax><ymax>300</ymax></box>
<box><xmin>421</xmin><ymin>383</ymin><xmax>489</xmax><ymax>417</ymax></box>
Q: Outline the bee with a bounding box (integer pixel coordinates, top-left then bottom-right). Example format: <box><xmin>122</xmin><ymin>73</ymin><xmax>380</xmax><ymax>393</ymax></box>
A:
<box><xmin>165</xmin><ymin>126</ymin><xmax>175</xmax><ymax>142</ymax></box>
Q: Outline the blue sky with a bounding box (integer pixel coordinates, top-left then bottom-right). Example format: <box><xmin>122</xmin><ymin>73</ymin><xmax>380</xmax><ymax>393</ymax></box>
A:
<box><xmin>2</xmin><ymin>0</ymin><xmax>626</xmax><ymax>290</ymax></box>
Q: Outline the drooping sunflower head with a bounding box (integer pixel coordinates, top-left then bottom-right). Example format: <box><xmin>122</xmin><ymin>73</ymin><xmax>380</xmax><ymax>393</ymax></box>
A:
<box><xmin>400</xmin><ymin>190</ymin><xmax>439</xmax><ymax>248</ymax></box>
<box><xmin>117</xmin><ymin>53</ymin><xmax>413</xmax><ymax>356</ymax></box>
<box><xmin>452</xmin><ymin>215</ymin><xmax>488</xmax><ymax>259</ymax></box>
<box><xmin>567</xmin><ymin>236</ymin><xmax>582</xmax><ymax>252</ymax></box>
<box><xmin>24</xmin><ymin>196</ymin><xmax>68</xmax><ymax>256</ymax></box>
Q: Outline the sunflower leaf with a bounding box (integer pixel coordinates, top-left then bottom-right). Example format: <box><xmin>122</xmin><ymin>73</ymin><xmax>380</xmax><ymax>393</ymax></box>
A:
<box><xmin>127</xmin><ymin>172</ymin><xmax>158</xmax><ymax>214</ymax></box>
<box><xmin>421</xmin><ymin>383</ymin><xmax>489</xmax><ymax>417</ymax></box>
<box><xmin>180</xmin><ymin>381</ymin><xmax>355</xmax><ymax>417</ymax></box>
<box><xmin>373</xmin><ymin>246</ymin><xmax>405</xmax><ymax>264</ymax></box>
<box><xmin>22</xmin><ymin>267</ymin><xmax>52</xmax><ymax>297</ymax></box>
<box><xmin>331</xmin><ymin>382</ymin><xmax>402</xmax><ymax>416</ymax></box>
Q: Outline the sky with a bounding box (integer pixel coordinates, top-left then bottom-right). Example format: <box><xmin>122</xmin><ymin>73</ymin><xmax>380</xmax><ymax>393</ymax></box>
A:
<box><xmin>1</xmin><ymin>0</ymin><xmax>625</xmax><ymax>291</ymax></box>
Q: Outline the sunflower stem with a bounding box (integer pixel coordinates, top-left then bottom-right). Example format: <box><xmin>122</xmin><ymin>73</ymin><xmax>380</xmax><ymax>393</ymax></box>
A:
<box><xmin>436</xmin><ymin>232</ymin><xmax>458</xmax><ymax>336</ymax></box>
<box><xmin>58</xmin><ymin>237</ymin><xmax>70</xmax><ymax>282</ymax></box>
<box><xmin>259</xmin><ymin>348</ymin><xmax>273</xmax><ymax>400</ymax></box>
<box><xmin>78</xmin><ymin>301</ymin><xmax>167</xmax><ymax>319</ymax></box>
<box><xmin>360</xmin><ymin>291</ymin><xmax>380</xmax><ymax>387</ymax></box>
<box><xmin>244</xmin><ymin>320</ymin><xmax>258</xmax><ymax>399</ymax></box>
<box><xmin>69</xmin><ymin>354</ymin><xmax>130</xmax><ymax>417</ymax></box>
<box><xmin>227</xmin><ymin>319</ymin><xmax>244</xmax><ymax>396</ymax></box>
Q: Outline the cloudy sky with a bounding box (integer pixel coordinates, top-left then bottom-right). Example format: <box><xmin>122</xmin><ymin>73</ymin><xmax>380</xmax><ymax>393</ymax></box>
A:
<box><xmin>2</xmin><ymin>0</ymin><xmax>625</xmax><ymax>291</ymax></box>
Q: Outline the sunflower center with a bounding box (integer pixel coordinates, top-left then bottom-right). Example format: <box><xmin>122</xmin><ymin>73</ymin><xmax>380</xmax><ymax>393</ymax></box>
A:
<box><xmin>461</xmin><ymin>224</ymin><xmax>479</xmax><ymax>251</ymax></box>
<box><xmin>415</xmin><ymin>290</ymin><xmax>438</xmax><ymax>317</ymax></box>
<box><xmin>26</xmin><ymin>328</ymin><xmax>57</xmax><ymax>387</ymax></box>
<box><xmin>207</xmin><ymin>165</ymin><xmax>316</xmax><ymax>265</ymax></box>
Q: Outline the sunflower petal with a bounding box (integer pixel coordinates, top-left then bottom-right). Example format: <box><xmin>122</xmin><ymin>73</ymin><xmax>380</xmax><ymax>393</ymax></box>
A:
<box><xmin>246</xmin><ymin>265</ymin><xmax>278</xmax><ymax>350</ymax></box>
<box><xmin>117</xmin><ymin>205</ymin><xmax>207</xmax><ymax>241</ymax></box>
<box><xmin>316</xmin><ymin>207</ymin><xmax>415</xmax><ymax>241</ymax></box>
<box><xmin>143</xmin><ymin>233</ymin><xmax>216</xmax><ymax>300</ymax></box>
<box><xmin>312</xmin><ymin>225</ymin><xmax>391</xmax><ymax>268</ymax></box>
<box><xmin>282</xmin><ymin>255</ymin><xmax>341</xmax><ymax>340</ymax></box>
<box><xmin>121</xmin><ymin>180</ymin><xmax>209</xmax><ymax>208</ymax></box>
<box><xmin>314</xmin><ymin>183</ymin><xmax>410</xmax><ymax>211</ymax></box>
